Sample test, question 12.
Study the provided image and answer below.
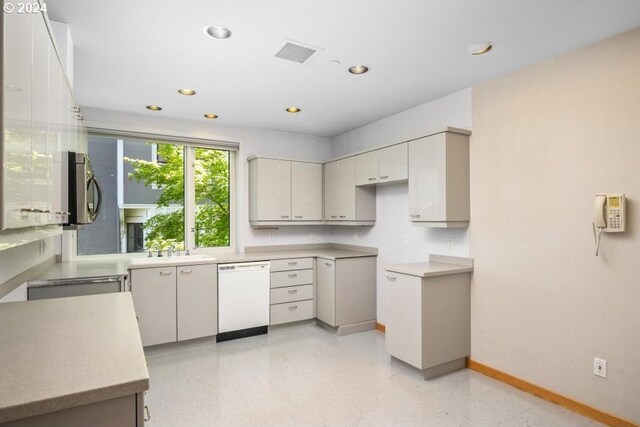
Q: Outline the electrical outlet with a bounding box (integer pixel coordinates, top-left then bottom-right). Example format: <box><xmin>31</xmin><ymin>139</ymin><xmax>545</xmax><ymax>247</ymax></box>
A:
<box><xmin>447</xmin><ymin>239</ymin><xmax>454</xmax><ymax>250</ymax></box>
<box><xmin>310</xmin><ymin>232</ymin><xmax>316</xmax><ymax>240</ymax></box>
<box><xmin>403</xmin><ymin>234</ymin><xmax>409</xmax><ymax>246</ymax></box>
<box><xmin>594</xmin><ymin>358</ymin><xmax>607</xmax><ymax>378</ymax></box>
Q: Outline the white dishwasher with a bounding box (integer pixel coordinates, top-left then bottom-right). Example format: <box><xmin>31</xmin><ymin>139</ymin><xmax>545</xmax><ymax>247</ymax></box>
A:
<box><xmin>217</xmin><ymin>261</ymin><xmax>270</xmax><ymax>342</ymax></box>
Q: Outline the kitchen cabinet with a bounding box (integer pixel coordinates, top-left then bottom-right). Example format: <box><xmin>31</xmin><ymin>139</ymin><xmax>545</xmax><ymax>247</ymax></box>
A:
<box><xmin>269</xmin><ymin>257</ymin><xmax>314</xmax><ymax>326</ymax></box>
<box><xmin>1</xmin><ymin>9</ymin><xmax>87</xmax><ymax>230</ymax></box>
<box><xmin>130</xmin><ymin>267</ymin><xmax>177</xmax><ymax>347</ymax></box>
<box><xmin>291</xmin><ymin>161</ymin><xmax>322</xmax><ymax>220</ymax></box>
<box><xmin>355</xmin><ymin>143</ymin><xmax>408</xmax><ymax>186</ymax></box>
<box><xmin>316</xmin><ymin>256</ymin><xmax>377</xmax><ymax>335</ymax></box>
<box><xmin>249</xmin><ymin>157</ymin><xmax>323</xmax><ymax>225</ymax></box>
<box><xmin>130</xmin><ymin>264</ymin><xmax>218</xmax><ymax>346</ymax></box>
<box><xmin>408</xmin><ymin>130</ymin><xmax>470</xmax><ymax>227</ymax></box>
<box><xmin>324</xmin><ymin>157</ymin><xmax>376</xmax><ymax>223</ymax></box>
<box><xmin>177</xmin><ymin>264</ymin><xmax>218</xmax><ymax>341</ymax></box>
<box><xmin>384</xmin><ymin>268</ymin><xmax>470</xmax><ymax>379</ymax></box>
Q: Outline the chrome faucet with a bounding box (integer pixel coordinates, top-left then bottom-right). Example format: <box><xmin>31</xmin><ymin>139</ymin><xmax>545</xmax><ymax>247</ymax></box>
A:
<box><xmin>168</xmin><ymin>245</ymin><xmax>175</xmax><ymax>257</ymax></box>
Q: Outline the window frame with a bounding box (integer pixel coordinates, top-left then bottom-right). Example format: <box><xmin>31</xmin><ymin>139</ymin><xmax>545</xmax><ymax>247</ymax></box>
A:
<box><xmin>73</xmin><ymin>132</ymin><xmax>237</xmax><ymax>258</ymax></box>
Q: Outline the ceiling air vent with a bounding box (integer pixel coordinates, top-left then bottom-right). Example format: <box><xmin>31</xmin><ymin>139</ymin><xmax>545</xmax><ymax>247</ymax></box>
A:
<box><xmin>274</xmin><ymin>40</ymin><xmax>322</xmax><ymax>64</ymax></box>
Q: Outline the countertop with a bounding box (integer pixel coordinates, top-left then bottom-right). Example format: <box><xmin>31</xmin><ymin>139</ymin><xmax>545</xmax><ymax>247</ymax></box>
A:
<box><xmin>0</xmin><ymin>293</ymin><xmax>149</xmax><ymax>423</ymax></box>
<box><xmin>29</xmin><ymin>259</ymin><xmax>130</xmax><ymax>285</ymax></box>
<box><xmin>383</xmin><ymin>254</ymin><xmax>474</xmax><ymax>278</ymax></box>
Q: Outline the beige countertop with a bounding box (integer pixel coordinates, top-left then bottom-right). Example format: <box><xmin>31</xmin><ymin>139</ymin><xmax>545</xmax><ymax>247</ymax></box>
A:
<box><xmin>29</xmin><ymin>259</ymin><xmax>130</xmax><ymax>285</ymax></box>
<box><xmin>383</xmin><ymin>254</ymin><xmax>474</xmax><ymax>278</ymax></box>
<box><xmin>0</xmin><ymin>293</ymin><xmax>149</xmax><ymax>423</ymax></box>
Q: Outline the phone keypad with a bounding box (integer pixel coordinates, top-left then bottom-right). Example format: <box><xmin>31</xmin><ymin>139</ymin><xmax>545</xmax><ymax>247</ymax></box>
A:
<box><xmin>609</xmin><ymin>208</ymin><xmax>621</xmax><ymax>229</ymax></box>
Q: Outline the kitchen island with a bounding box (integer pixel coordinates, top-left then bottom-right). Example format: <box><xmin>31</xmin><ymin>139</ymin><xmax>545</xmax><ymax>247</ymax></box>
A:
<box><xmin>0</xmin><ymin>293</ymin><xmax>149</xmax><ymax>426</ymax></box>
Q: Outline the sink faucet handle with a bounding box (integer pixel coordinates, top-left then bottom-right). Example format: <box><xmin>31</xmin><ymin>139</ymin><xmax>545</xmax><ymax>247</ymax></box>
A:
<box><xmin>148</xmin><ymin>250</ymin><xmax>153</xmax><ymax>258</ymax></box>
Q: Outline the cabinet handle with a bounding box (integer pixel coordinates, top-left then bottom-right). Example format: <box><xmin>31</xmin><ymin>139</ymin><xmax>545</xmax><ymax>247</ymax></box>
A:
<box><xmin>180</xmin><ymin>269</ymin><xmax>192</xmax><ymax>274</ymax></box>
<box><xmin>288</xmin><ymin>305</ymin><xmax>298</xmax><ymax>311</ymax></box>
<box><xmin>21</xmin><ymin>208</ymin><xmax>36</xmax><ymax>213</ymax></box>
<box><xmin>288</xmin><ymin>273</ymin><xmax>298</xmax><ymax>278</ymax></box>
<box><xmin>294</xmin><ymin>215</ymin><xmax>303</xmax><ymax>219</ymax></box>
<box><xmin>330</xmin><ymin>215</ymin><xmax>337</xmax><ymax>219</ymax></box>
<box><xmin>325</xmin><ymin>262</ymin><xmax>332</xmax><ymax>266</ymax></box>
<box><xmin>339</xmin><ymin>215</ymin><xmax>346</xmax><ymax>218</ymax></box>
<box><xmin>288</xmin><ymin>261</ymin><xmax>298</xmax><ymax>266</ymax></box>
<box><xmin>281</xmin><ymin>215</ymin><xmax>290</xmax><ymax>219</ymax></box>
<box><xmin>55</xmin><ymin>211</ymin><xmax>71</xmax><ymax>216</ymax></box>
<box><xmin>159</xmin><ymin>271</ymin><xmax>172</xmax><ymax>276</ymax></box>
<box><xmin>386</xmin><ymin>276</ymin><xmax>397</xmax><ymax>282</ymax></box>
<box><xmin>288</xmin><ymin>289</ymin><xmax>298</xmax><ymax>294</ymax></box>
<box><xmin>72</xmin><ymin>106</ymin><xmax>81</xmax><ymax>113</ymax></box>
<box><xmin>380</xmin><ymin>175</ymin><xmax>389</xmax><ymax>179</ymax></box>
<box><xmin>368</xmin><ymin>177</ymin><xmax>376</xmax><ymax>181</ymax></box>
<box><xmin>144</xmin><ymin>405</ymin><xmax>151</xmax><ymax>422</ymax></box>
<box><xmin>409</xmin><ymin>214</ymin><xmax>421</xmax><ymax>218</ymax></box>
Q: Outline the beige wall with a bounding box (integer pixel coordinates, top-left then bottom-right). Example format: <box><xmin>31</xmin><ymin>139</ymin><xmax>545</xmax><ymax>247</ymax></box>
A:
<box><xmin>470</xmin><ymin>27</ymin><xmax>640</xmax><ymax>422</ymax></box>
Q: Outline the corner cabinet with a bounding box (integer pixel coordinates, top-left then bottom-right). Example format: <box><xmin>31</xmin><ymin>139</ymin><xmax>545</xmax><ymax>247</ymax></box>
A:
<box><xmin>355</xmin><ymin>142</ymin><xmax>408</xmax><ymax>186</ymax></box>
<box><xmin>1</xmin><ymin>7</ymin><xmax>88</xmax><ymax>230</ymax></box>
<box><xmin>408</xmin><ymin>129</ymin><xmax>470</xmax><ymax>228</ymax></box>
<box><xmin>324</xmin><ymin>157</ymin><xmax>376</xmax><ymax>224</ymax></box>
<box><xmin>249</xmin><ymin>157</ymin><xmax>323</xmax><ymax>226</ymax></box>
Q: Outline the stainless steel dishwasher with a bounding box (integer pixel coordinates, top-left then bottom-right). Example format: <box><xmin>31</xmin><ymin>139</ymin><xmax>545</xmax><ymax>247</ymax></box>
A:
<box><xmin>28</xmin><ymin>276</ymin><xmax>125</xmax><ymax>300</ymax></box>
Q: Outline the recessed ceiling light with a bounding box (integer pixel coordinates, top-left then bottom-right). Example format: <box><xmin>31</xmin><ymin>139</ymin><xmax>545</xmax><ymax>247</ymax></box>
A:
<box><xmin>146</xmin><ymin>105</ymin><xmax>162</xmax><ymax>111</ymax></box>
<box><xmin>204</xmin><ymin>25</ymin><xmax>232</xmax><ymax>40</ymax></box>
<box><xmin>467</xmin><ymin>42</ymin><xmax>493</xmax><ymax>55</ymax></box>
<box><xmin>286</xmin><ymin>107</ymin><xmax>301</xmax><ymax>113</ymax></box>
<box><xmin>204</xmin><ymin>113</ymin><xmax>218</xmax><ymax>119</ymax></box>
<box><xmin>349</xmin><ymin>65</ymin><xmax>369</xmax><ymax>75</ymax></box>
<box><xmin>178</xmin><ymin>88</ymin><xmax>196</xmax><ymax>96</ymax></box>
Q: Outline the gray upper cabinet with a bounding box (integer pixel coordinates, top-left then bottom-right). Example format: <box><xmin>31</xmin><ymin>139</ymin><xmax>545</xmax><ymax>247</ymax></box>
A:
<box><xmin>249</xmin><ymin>157</ymin><xmax>323</xmax><ymax>224</ymax></box>
<box><xmin>355</xmin><ymin>142</ymin><xmax>407</xmax><ymax>187</ymax></box>
<box><xmin>408</xmin><ymin>130</ymin><xmax>470</xmax><ymax>227</ymax></box>
<box><xmin>323</xmin><ymin>161</ymin><xmax>339</xmax><ymax>220</ymax></box>
<box><xmin>291</xmin><ymin>161</ymin><xmax>322</xmax><ymax>220</ymax></box>
<box><xmin>338</xmin><ymin>157</ymin><xmax>357</xmax><ymax>220</ymax></box>
<box><xmin>324</xmin><ymin>157</ymin><xmax>376</xmax><ymax>223</ymax></box>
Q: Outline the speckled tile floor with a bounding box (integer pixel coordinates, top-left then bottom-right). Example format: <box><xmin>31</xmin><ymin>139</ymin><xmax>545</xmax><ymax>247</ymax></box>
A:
<box><xmin>144</xmin><ymin>322</ymin><xmax>603</xmax><ymax>427</ymax></box>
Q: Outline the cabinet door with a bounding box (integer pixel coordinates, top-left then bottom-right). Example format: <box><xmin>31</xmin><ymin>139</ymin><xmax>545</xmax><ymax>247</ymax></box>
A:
<box><xmin>378</xmin><ymin>143</ymin><xmax>407</xmax><ymax>183</ymax></box>
<box><xmin>291</xmin><ymin>161</ymin><xmax>322</xmax><ymax>220</ymax></box>
<box><xmin>323</xmin><ymin>161</ymin><xmax>339</xmax><ymax>220</ymax></box>
<box><xmin>251</xmin><ymin>158</ymin><xmax>291</xmax><ymax>220</ymax></box>
<box><xmin>337</xmin><ymin>157</ymin><xmax>356</xmax><ymax>220</ymax></box>
<box><xmin>355</xmin><ymin>151</ymin><xmax>378</xmax><ymax>186</ymax></box>
<box><xmin>334</xmin><ymin>257</ymin><xmax>377</xmax><ymax>326</ymax></box>
<box><xmin>2</xmin><ymin>11</ymin><xmax>34</xmax><ymax>229</ymax></box>
<box><xmin>316</xmin><ymin>259</ymin><xmax>336</xmax><ymax>326</ymax></box>
<box><xmin>384</xmin><ymin>272</ymin><xmax>423</xmax><ymax>369</ymax></box>
<box><xmin>177</xmin><ymin>264</ymin><xmax>217</xmax><ymax>341</ymax></box>
<box><xmin>408</xmin><ymin>134</ymin><xmax>446</xmax><ymax>221</ymax></box>
<box><xmin>31</xmin><ymin>14</ymin><xmax>52</xmax><ymax>225</ymax></box>
<box><xmin>49</xmin><ymin>43</ymin><xmax>65</xmax><ymax>224</ymax></box>
<box><xmin>130</xmin><ymin>267</ymin><xmax>177</xmax><ymax>346</ymax></box>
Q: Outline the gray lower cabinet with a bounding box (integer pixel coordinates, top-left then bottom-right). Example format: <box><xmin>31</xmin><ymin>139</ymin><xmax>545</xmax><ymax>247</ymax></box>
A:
<box><xmin>384</xmin><ymin>270</ymin><xmax>470</xmax><ymax>379</ymax></box>
<box><xmin>1</xmin><ymin>393</ymin><xmax>144</xmax><ymax>427</ymax></box>
<box><xmin>130</xmin><ymin>267</ymin><xmax>177</xmax><ymax>347</ymax></box>
<box><xmin>130</xmin><ymin>264</ymin><xmax>217</xmax><ymax>346</ymax></box>
<box><xmin>269</xmin><ymin>258</ymin><xmax>314</xmax><ymax>325</ymax></box>
<box><xmin>316</xmin><ymin>256</ymin><xmax>377</xmax><ymax>333</ymax></box>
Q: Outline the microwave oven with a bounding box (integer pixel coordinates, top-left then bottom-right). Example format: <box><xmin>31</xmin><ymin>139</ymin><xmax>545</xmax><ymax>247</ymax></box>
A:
<box><xmin>64</xmin><ymin>151</ymin><xmax>102</xmax><ymax>226</ymax></box>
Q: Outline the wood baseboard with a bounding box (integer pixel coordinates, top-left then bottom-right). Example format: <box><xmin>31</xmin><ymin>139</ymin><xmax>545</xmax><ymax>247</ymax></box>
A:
<box><xmin>375</xmin><ymin>322</ymin><xmax>385</xmax><ymax>333</ymax></box>
<box><xmin>466</xmin><ymin>359</ymin><xmax>638</xmax><ymax>427</ymax></box>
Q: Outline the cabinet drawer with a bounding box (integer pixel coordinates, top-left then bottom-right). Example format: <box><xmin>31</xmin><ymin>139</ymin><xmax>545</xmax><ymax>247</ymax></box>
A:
<box><xmin>270</xmin><ymin>258</ymin><xmax>313</xmax><ymax>272</ymax></box>
<box><xmin>270</xmin><ymin>269</ymin><xmax>313</xmax><ymax>288</ymax></box>
<box><xmin>270</xmin><ymin>299</ymin><xmax>314</xmax><ymax>325</ymax></box>
<box><xmin>271</xmin><ymin>284</ymin><xmax>313</xmax><ymax>304</ymax></box>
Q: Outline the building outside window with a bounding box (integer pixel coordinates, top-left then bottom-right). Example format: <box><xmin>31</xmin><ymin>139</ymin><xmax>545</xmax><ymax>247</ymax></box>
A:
<box><xmin>77</xmin><ymin>135</ymin><xmax>235</xmax><ymax>256</ymax></box>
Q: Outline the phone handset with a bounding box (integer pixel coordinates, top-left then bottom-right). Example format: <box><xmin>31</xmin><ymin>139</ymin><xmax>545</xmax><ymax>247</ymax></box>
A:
<box><xmin>593</xmin><ymin>195</ymin><xmax>607</xmax><ymax>256</ymax></box>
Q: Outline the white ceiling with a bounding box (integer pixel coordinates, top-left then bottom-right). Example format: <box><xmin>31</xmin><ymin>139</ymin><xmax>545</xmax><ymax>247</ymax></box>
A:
<box><xmin>47</xmin><ymin>0</ymin><xmax>640</xmax><ymax>138</ymax></box>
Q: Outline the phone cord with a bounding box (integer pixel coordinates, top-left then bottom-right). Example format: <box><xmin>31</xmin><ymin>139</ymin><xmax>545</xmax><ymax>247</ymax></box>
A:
<box><xmin>593</xmin><ymin>222</ymin><xmax>602</xmax><ymax>256</ymax></box>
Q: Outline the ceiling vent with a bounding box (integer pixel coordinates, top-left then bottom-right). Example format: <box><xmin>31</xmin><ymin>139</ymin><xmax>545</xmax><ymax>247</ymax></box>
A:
<box><xmin>274</xmin><ymin>40</ymin><xmax>322</xmax><ymax>64</ymax></box>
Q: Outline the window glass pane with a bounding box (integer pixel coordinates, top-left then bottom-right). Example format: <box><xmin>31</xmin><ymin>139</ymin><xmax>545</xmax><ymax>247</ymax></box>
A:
<box><xmin>194</xmin><ymin>147</ymin><xmax>230</xmax><ymax>248</ymax></box>
<box><xmin>78</xmin><ymin>137</ymin><xmax>185</xmax><ymax>255</ymax></box>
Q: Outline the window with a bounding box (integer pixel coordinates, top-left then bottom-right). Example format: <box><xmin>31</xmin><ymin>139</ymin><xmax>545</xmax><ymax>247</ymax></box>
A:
<box><xmin>77</xmin><ymin>135</ymin><xmax>235</xmax><ymax>256</ymax></box>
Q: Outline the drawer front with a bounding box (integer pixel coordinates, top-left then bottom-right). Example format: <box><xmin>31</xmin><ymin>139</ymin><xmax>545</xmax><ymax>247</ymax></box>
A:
<box><xmin>270</xmin><ymin>269</ymin><xmax>313</xmax><ymax>288</ymax></box>
<box><xmin>271</xmin><ymin>284</ymin><xmax>314</xmax><ymax>304</ymax></box>
<box><xmin>270</xmin><ymin>299</ymin><xmax>314</xmax><ymax>325</ymax></box>
<box><xmin>270</xmin><ymin>258</ymin><xmax>314</xmax><ymax>272</ymax></box>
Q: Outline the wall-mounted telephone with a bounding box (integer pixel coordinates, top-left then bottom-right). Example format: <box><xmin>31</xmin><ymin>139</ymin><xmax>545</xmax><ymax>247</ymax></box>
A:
<box><xmin>593</xmin><ymin>193</ymin><xmax>626</xmax><ymax>256</ymax></box>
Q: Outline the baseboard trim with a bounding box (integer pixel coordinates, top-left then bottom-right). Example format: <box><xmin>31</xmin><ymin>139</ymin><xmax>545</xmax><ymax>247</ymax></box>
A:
<box><xmin>375</xmin><ymin>322</ymin><xmax>385</xmax><ymax>333</ymax></box>
<box><xmin>466</xmin><ymin>359</ymin><xmax>638</xmax><ymax>427</ymax></box>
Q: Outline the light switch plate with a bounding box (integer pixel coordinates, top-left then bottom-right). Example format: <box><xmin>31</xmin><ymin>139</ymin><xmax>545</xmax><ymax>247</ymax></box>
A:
<box><xmin>594</xmin><ymin>357</ymin><xmax>607</xmax><ymax>378</ymax></box>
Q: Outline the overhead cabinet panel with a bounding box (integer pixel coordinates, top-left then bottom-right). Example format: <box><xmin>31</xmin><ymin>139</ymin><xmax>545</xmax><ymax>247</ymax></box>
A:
<box><xmin>378</xmin><ymin>143</ymin><xmax>408</xmax><ymax>183</ymax></box>
<box><xmin>249</xmin><ymin>158</ymin><xmax>292</xmax><ymax>221</ymax></box>
<box><xmin>291</xmin><ymin>161</ymin><xmax>322</xmax><ymax>220</ymax></box>
<box><xmin>355</xmin><ymin>150</ymin><xmax>379</xmax><ymax>186</ymax></box>
<box><xmin>323</xmin><ymin>161</ymin><xmax>339</xmax><ymax>220</ymax></box>
<box><xmin>338</xmin><ymin>157</ymin><xmax>357</xmax><ymax>220</ymax></box>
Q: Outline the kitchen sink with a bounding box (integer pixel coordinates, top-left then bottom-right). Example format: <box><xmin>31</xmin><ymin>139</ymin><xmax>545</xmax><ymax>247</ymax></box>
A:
<box><xmin>129</xmin><ymin>254</ymin><xmax>215</xmax><ymax>266</ymax></box>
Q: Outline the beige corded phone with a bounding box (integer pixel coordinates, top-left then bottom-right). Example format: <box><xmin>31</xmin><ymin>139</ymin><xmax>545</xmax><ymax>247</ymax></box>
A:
<box><xmin>593</xmin><ymin>193</ymin><xmax>626</xmax><ymax>256</ymax></box>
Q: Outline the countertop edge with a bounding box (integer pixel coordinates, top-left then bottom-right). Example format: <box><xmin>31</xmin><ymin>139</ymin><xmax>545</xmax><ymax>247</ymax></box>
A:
<box><xmin>0</xmin><ymin>377</ymin><xmax>149</xmax><ymax>424</ymax></box>
<box><xmin>383</xmin><ymin>264</ymin><xmax>474</xmax><ymax>278</ymax></box>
